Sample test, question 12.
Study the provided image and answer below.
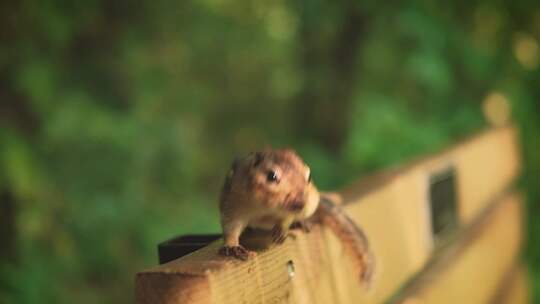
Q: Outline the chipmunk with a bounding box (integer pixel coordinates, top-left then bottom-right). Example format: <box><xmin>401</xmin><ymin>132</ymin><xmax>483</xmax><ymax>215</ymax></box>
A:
<box><xmin>218</xmin><ymin>149</ymin><xmax>374</xmax><ymax>283</ymax></box>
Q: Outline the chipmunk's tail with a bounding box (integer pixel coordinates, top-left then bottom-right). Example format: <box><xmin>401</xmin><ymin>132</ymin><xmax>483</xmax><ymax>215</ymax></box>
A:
<box><xmin>315</xmin><ymin>197</ymin><xmax>375</xmax><ymax>285</ymax></box>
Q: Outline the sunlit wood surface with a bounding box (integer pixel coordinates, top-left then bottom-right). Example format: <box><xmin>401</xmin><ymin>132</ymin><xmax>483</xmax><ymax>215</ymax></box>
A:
<box><xmin>392</xmin><ymin>193</ymin><xmax>523</xmax><ymax>303</ymax></box>
<box><xmin>498</xmin><ymin>265</ymin><xmax>530</xmax><ymax>304</ymax></box>
<box><xmin>135</xmin><ymin>126</ymin><xmax>525</xmax><ymax>304</ymax></box>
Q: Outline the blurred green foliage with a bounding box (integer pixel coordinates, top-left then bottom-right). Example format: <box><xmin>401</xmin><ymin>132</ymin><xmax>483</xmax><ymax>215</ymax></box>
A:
<box><xmin>1</xmin><ymin>0</ymin><xmax>539</xmax><ymax>303</ymax></box>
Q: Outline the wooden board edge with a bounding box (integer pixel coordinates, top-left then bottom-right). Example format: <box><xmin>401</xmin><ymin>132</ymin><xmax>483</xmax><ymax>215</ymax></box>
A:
<box><xmin>135</xmin><ymin>272</ymin><xmax>211</xmax><ymax>304</ymax></box>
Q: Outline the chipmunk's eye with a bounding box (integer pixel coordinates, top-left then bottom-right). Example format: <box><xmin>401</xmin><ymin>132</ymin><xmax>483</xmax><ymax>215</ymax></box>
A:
<box><xmin>266</xmin><ymin>170</ymin><xmax>279</xmax><ymax>183</ymax></box>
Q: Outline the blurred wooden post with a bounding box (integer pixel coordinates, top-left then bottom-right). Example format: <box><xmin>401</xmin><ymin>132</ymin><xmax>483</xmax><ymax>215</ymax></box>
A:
<box><xmin>135</xmin><ymin>126</ymin><xmax>526</xmax><ymax>304</ymax></box>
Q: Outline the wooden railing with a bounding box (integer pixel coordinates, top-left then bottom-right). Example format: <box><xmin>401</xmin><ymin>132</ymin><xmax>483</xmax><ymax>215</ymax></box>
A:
<box><xmin>135</xmin><ymin>125</ymin><xmax>527</xmax><ymax>304</ymax></box>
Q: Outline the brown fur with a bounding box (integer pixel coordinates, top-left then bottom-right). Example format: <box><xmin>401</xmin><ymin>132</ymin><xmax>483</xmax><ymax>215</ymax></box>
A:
<box><xmin>314</xmin><ymin>195</ymin><xmax>374</xmax><ymax>283</ymax></box>
<box><xmin>219</xmin><ymin>149</ymin><xmax>318</xmax><ymax>258</ymax></box>
<box><xmin>219</xmin><ymin>149</ymin><xmax>374</xmax><ymax>285</ymax></box>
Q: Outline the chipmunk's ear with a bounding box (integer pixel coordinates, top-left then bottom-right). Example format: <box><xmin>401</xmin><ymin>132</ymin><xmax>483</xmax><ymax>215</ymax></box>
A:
<box><xmin>246</xmin><ymin>151</ymin><xmax>264</xmax><ymax>167</ymax></box>
<box><xmin>231</xmin><ymin>156</ymin><xmax>242</xmax><ymax>172</ymax></box>
<box><xmin>227</xmin><ymin>157</ymin><xmax>240</xmax><ymax>178</ymax></box>
<box><xmin>252</xmin><ymin>152</ymin><xmax>264</xmax><ymax>167</ymax></box>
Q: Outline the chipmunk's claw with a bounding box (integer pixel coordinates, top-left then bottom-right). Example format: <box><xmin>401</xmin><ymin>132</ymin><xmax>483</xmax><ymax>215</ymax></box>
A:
<box><xmin>219</xmin><ymin>245</ymin><xmax>254</xmax><ymax>260</ymax></box>
<box><xmin>271</xmin><ymin>226</ymin><xmax>289</xmax><ymax>244</ymax></box>
<box><xmin>290</xmin><ymin>220</ymin><xmax>313</xmax><ymax>233</ymax></box>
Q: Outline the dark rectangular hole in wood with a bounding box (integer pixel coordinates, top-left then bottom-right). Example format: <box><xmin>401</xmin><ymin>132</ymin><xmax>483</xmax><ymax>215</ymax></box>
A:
<box><xmin>158</xmin><ymin>234</ymin><xmax>221</xmax><ymax>264</ymax></box>
<box><xmin>429</xmin><ymin>167</ymin><xmax>458</xmax><ymax>241</ymax></box>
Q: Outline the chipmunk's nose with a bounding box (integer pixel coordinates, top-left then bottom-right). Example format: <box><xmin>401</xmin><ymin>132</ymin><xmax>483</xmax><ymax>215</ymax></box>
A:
<box><xmin>284</xmin><ymin>193</ymin><xmax>305</xmax><ymax>212</ymax></box>
<box><xmin>288</xmin><ymin>200</ymin><xmax>304</xmax><ymax>211</ymax></box>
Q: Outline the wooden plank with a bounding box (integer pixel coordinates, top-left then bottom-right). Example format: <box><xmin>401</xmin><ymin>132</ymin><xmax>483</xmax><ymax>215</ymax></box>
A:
<box><xmin>496</xmin><ymin>265</ymin><xmax>530</xmax><ymax>304</ymax></box>
<box><xmin>135</xmin><ymin>126</ymin><xmax>522</xmax><ymax>304</ymax></box>
<box><xmin>337</xmin><ymin>126</ymin><xmax>521</xmax><ymax>303</ymax></box>
<box><xmin>392</xmin><ymin>192</ymin><xmax>523</xmax><ymax>303</ymax></box>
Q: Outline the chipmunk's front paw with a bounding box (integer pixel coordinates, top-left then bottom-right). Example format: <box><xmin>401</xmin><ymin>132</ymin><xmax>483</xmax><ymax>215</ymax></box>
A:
<box><xmin>219</xmin><ymin>245</ymin><xmax>254</xmax><ymax>260</ymax></box>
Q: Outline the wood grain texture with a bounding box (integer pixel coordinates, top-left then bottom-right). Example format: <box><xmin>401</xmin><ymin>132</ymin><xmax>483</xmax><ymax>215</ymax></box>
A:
<box><xmin>497</xmin><ymin>265</ymin><xmax>530</xmax><ymax>304</ymax></box>
<box><xmin>135</xmin><ymin>126</ymin><xmax>523</xmax><ymax>304</ymax></box>
<box><xmin>392</xmin><ymin>192</ymin><xmax>523</xmax><ymax>303</ymax></box>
